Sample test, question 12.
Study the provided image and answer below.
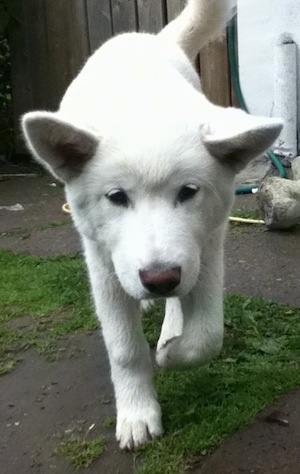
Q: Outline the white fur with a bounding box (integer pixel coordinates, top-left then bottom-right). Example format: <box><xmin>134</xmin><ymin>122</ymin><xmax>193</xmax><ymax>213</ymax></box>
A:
<box><xmin>21</xmin><ymin>0</ymin><xmax>282</xmax><ymax>449</ymax></box>
<box><xmin>160</xmin><ymin>0</ymin><xmax>237</xmax><ymax>61</ymax></box>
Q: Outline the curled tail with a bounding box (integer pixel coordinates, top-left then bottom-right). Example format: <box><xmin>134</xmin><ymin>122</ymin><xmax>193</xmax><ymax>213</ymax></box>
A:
<box><xmin>159</xmin><ymin>0</ymin><xmax>236</xmax><ymax>62</ymax></box>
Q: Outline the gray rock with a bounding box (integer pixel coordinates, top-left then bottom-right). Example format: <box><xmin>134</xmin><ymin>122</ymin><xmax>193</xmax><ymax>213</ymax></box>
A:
<box><xmin>257</xmin><ymin>177</ymin><xmax>300</xmax><ymax>229</ymax></box>
<box><xmin>291</xmin><ymin>156</ymin><xmax>300</xmax><ymax>180</ymax></box>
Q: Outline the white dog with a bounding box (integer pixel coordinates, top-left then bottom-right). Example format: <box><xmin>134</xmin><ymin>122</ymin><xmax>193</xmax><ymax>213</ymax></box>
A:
<box><xmin>22</xmin><ymin>0</ymin><xmax>282</xmax><ymax>450</ymax></box>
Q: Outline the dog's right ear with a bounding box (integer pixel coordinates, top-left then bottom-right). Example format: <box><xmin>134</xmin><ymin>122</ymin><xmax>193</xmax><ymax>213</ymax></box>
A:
<box><xmin>22</xmin><ymin>111</ymin><xmax>99</xmax><ymax>182</ymax></box>
<box><xmin>202</xmin><ymin>108</ymin><xmax>283</xmax><ymax>174</ymax></box>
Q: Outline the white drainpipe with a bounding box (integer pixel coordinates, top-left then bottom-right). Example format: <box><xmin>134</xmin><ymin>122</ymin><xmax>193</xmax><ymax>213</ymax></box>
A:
<box><xmin>273</xmin><ymin>37</ymin><xmax>297</xmax><ymax>159</ymax></box>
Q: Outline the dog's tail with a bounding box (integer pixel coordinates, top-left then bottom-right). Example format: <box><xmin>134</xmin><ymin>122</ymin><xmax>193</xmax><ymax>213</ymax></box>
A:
<box><xmin>159</xmin><ymin>0</ymin><xmax>236</xmax><ymax>62</ymax></box>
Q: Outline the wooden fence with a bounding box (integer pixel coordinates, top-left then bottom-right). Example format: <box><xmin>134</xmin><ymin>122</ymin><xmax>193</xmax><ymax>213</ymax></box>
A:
<box><xmin>8</xmin><ymin>0</ymin><xmax>234</xmax><ymax>151</ymax></box>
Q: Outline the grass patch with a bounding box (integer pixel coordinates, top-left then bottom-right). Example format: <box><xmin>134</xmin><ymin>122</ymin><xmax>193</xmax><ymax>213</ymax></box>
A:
<box><xmin>32</xmin><ymin>218</ymin><xmax>71</xmax><ymax>232</ymax></box>
<box><xmin>103</xmin><ymin>417</ymin><xmax>116</xmax><ymax>428</ymax></box>
<box><xmin>54</xmin><ymin>435</ymin><xmax>105</xmax><ymax>468</ymax></box>
<box><xmin>0</xmin><ymin>250</ymin><xmax>98</xmax><ymax>372</ymax></box>
<box><xmin>0</xmin><ymin>357</ymin><xmax>17</xmax><ymax>375</ymax></box>
<box><xmin>0</xmin><ymin>218</ymin><xmax>71</xmax><ymax>238</ymax></box>
<box><xmin>139</xmin><ymin>297</ymin><xmax>300</xmax><ymax>473</ymax></box>
<box><xmin>231</xmin><ymin>208</ymin><xmax>262</xmax><ymax>220</ymax></box>
<box><xmin>1</xmin><ymin>250</ymin><xmax>299</xmax><ymax>473</ymax></box>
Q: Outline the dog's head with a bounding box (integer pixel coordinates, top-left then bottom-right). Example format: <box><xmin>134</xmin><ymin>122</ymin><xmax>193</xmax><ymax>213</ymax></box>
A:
<box><xmin>22</xmin><ymin>105</ymin><xmax>282</xmax><ymax>299</ymax></box>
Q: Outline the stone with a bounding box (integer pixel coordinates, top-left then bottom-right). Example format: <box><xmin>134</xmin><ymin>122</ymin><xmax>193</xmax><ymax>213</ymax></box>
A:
<box><xmin>257</xmin><ymin>177</ymin><xmax>300</xmax><ymax>229</ymax></box>
<box><xmin>291</xmin><ymin>156</ymin><xmax>300</xmax><ymax>180</ymax></box>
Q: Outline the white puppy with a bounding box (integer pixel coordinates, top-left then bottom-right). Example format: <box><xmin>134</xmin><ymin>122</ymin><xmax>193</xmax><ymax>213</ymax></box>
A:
<box><xmin>22</xmin><ymin>0</ymin><xmax>282</xmax><ymax>449</ymax></box>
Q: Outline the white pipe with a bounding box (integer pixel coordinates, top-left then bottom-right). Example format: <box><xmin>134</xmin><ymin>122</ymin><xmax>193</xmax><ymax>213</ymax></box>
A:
<box><xmin>273</xmin><ymin>38</ymin><xmax>297</xmax><ymax>158</ymax></box>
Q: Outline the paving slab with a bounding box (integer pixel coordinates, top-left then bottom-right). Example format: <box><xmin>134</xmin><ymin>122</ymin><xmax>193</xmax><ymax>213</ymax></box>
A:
<box><xmin>193</xmin><ymin>388</ymin><xmax>300</xmax><ymax>474</ymax></box>
<box><xmin>0</xmin><ymin>333</ymin><xmax>133</xmax><ymax>474</ymax></box>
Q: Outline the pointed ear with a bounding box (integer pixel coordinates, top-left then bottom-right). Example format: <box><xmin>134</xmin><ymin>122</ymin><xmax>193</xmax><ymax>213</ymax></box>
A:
<box><xmin>22</xmin><ymin>111</ymin><xmax>99</xmax><ymax>182</ymax></box>
<box><xmin>202</xmin><ymin>108</ymin><xmax>283</xmax><ymax>174</ymax></box>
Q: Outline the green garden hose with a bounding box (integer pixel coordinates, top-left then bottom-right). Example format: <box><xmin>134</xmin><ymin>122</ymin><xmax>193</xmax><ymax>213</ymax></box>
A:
<box><xmin>227</xmin><ymin>20</ymin><xmax>286</xmax><ymax>195</ymax></box>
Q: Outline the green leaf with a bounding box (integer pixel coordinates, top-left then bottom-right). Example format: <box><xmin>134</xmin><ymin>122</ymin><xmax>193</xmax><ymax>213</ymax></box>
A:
<box><xmin>258</xmin><ymin>339</ymin><xmax>282</xmax><ymax>355</ymax></box>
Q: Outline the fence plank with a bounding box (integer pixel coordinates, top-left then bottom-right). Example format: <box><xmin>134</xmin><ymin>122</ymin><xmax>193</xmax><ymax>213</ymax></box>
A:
<box><xmin>44</xmin><ymin>0</ymin><xmax>90</xmax><ymax>110</ymax></box>
<box><xmin>86</xmin><ymin>0</ymin><xmax>113</xmax><ymax>52</ymax></box>
<box><xmin>200</xmin><ymin>35</ymin><xmax>231</xmax><ymax>107</ymax></box>
<box><xmin>166</xmin><ymin>0</ymin><xmax>185</xmax><ymax>22</ymax></box>
<box><xmin>111</xmin><ymin>0</ymin><xmax>137</xmax><ymax>34</ymax></box>
<box><xmin>8</xmin><ymin>0</ymin><xmax>233</xmax><ymax>155</ymax></box>
<box><xmin>9</xmin><ymin>0</ymin><xmax>49</xmax><ymax>152</ymax></box>
<box><xmin>137</xmin><ymin>0</ymin><xmax>165</xmax><ymax>33</ymax></box>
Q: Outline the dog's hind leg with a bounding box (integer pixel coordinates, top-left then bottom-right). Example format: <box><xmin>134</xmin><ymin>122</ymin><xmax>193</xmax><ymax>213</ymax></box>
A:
<box><xmin>156</xmin><ymin>231</ymin><xmax>225</xmax><ymax>369</ymax></box>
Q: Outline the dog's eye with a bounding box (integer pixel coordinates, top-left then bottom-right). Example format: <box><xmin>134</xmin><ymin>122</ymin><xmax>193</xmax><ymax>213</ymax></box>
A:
<box><xmin>177</xmin><ymin>184</ymin><xmax>199</xmax><ymax>203</ymax></box>
<box><xmin>106</xmin><ymin>189</ymin><xmax>129</xmax><ymax>207</ymax></box>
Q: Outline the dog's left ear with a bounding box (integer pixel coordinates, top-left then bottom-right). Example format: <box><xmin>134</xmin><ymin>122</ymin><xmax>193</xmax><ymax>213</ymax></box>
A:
<box><xmin>202</xmin><ymin>108</ymin><xmax>283</xmax><ymax>173</ymax></box>
<box><xmin>22</xmin><ymin>111</ymin><xmax>99</xmax><ymax>182</ymax></box>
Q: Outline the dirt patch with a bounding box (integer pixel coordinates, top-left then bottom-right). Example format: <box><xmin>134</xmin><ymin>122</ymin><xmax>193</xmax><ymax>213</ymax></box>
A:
<box><xmin>193</xmin><ymin>388</ymin><xmax>300</xmax><ymax>474</ymax></box>
<box><xmin>1</xmin><ymin>329</ymin><xmax>300</xmax><ymax>474</ymax></box>
<box><xmin>0</xmin><ymin>332</ymin><xmax>133</xmax><ymax>474</ymax></box>
<box><xmin>5</xmin><ymin>308</ymin><xmax>74</xmax><ymax>330</ymax></box>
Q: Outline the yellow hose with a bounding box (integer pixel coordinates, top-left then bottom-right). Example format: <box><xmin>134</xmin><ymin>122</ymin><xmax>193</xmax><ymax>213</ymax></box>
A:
<box><xmin>229</xmin><ymin>216</ymin><xmax>265</xmax><ymax>225</ymax></box>
<box><xmin>62</xmin><ymin>203</ymin><xmax>71</xmax><ymax>214</ymax></box>
<box><xmin>62</xmin><ymin>203</ymin><xmax>265</xmax><ymax>224</ymax></box>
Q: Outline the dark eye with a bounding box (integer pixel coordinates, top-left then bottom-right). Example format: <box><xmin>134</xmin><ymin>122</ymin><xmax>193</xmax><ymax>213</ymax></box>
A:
<box><xmin>177</xmin><ymin>184</ymin><xmax>199</xmax><ymax>203</ymax></box>
<box><xmin>106</xmin><ymin>189</ymin><xmax>129</xmax><ymax>207</ymax></box>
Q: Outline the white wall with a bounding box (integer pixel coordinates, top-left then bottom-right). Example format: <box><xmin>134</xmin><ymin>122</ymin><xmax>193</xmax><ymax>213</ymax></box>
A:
<box><xmin>237</xmin><ymin>0</ymin><xmax>299</xmax><ymax>155</ymax></box>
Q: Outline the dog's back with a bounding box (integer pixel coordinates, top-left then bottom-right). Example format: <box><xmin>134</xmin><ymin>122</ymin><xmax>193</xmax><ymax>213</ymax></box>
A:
<box><xmin>59</xmin><ymin>0</ymin><xmax>236</xmax><ymax>129</ymax></box>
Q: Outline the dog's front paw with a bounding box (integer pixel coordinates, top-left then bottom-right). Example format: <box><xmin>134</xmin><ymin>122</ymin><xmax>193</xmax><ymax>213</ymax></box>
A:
<box><xmin>116</xmin><ymin>401</ymin><xmax>163</xmax><ymax>450</ymax></box>
<box><xmin>156</xmin><ymin>332</ymin><xmax>223</xmax><ymax>369</ymax></box>
<box><xmin>156</xmin><ymin>335</ymin><xmax>183</xmax><ymax>368</ymax></box>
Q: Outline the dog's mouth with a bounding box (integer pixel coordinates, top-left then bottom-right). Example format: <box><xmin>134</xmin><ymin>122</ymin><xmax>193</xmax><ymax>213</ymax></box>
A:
<box><xmin>143</xmin><ymin>289</ymin><xmax>178</xmax><ymax>299</ymax></box>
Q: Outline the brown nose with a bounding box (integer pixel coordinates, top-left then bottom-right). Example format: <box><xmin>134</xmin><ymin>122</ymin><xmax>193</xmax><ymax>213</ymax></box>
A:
<box><xmin>139</xmin><ymin>266</ymin><xmax>181</xmax><ymax>295</ymax></box>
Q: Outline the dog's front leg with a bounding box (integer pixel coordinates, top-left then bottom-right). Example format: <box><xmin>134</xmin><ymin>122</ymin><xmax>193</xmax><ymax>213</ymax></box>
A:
<box><xmin>156</xmin><ymin>236</ymin><xmax>224</xmax><ymax>369</ymax></box>
<box><xmin>84</xmin><ymin>240</ymin><xmax>162</xmax><ymax>449</ymax></box>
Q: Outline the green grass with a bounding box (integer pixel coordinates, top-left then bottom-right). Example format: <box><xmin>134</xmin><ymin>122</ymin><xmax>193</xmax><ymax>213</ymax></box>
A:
<box><xmin>0</xmin><ymin>250</ymin><xmax>98</xmax><ymax>372</ymax></box>
<box><xmin>230</xmin><ymin>208</ymin><xmax>262</xmax><ymax>220</ymax></box>
<box><xmin>139</xmin><ymin>298</ymin><xmax>300</xmax><ymax>473</ymax></box>
<box><xmin>0</xmin><ymin>218</ymin><xmax>71</xmax><ymax>238</ymax></box>
<box><xmin>103</xmin><ymin>416</ymin><xmax>116</xmax><ymax>428</ymax></box>
<box><xmin>1</xmin><ymin>250</ymin><xmax>299</xmax><ymax>473</ymax></box>
<box><xmin>33</xmin><ymin>219</ymin><xmax>71</xmax><ymax>232</ymax></box>
<box><xmin>54</xmin><ymin>435</ymin><xmax>105</xmax><ymax>468</ymax></box>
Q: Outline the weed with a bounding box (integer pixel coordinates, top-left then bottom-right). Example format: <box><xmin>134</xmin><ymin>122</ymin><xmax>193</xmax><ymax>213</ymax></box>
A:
<box><xmin>103</xmin><ymin>417</ymin><xmax>116</xmax><ymax>428</ymax></box>
<box><xmin>54</xmin><ymin>435</ymin><xmax>105</xmax><ymax>468</ymax></box>
<box><xmin>231</xmin><ymin>208</ymin><xmax>262</xmax><ymax>220</ymax></box>
<box><xmin>0</xmin><ymin>356</ymin><xmax>17</xmax><ymax>375</ymax></box>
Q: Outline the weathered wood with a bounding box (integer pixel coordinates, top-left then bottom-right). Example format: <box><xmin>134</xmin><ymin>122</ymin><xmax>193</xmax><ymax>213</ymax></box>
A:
<box><xmin>44</xmin><ymin>0</ymin><xmax>90</xmax><ymax>110</ymax></box>
<box><xmin>86</xmin><ymin>0</ymin><xmax>113</xmax><ymax>52</ymax></box>
<box><xmin>9</xmin><ymin>0</ymin><xmax>48</xmax><ymax>152</ymax></box>
<box><xmin>8</xmin><ymin>0</ymin><xmax>233</xmax><ymax>155</ymax></box>
<box><xmin>111</xmin><ymin>0</ymin><xmax>137</xmax><ymax>34</ymax></box>
<box><xmin>231</xmin><ymin>82</ymin><xmax>240</xmax><ymax>108</ymax></box>
<box><xmin>9</xmin><ymin>0</ymin><xmax>32</xmax><ymax>151</ymax></box>
<box><xmin>166</xmin><ymin>0</ymin><xmax>185</xmax><ymax>22</ymax></box>
<box><xmin>23</xmin><ymin>0</ymin><xmax>50</xmax><ymax>111</ymax></box>
<box><xmin>199</xmin><ymin>35</ymin><xmax>231</xmax><ymax>107</ymax></box>
<box><xmin>137</xmin><ymin>0</ymin><xmax>165</xmax><ymax>33</ymax></box>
